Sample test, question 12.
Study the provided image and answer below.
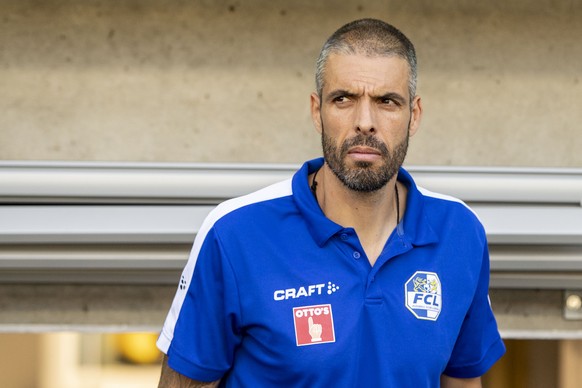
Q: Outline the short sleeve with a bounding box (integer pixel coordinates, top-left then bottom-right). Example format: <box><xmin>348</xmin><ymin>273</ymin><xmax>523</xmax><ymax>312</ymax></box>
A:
<box><xmin>443</xmin><ymin>244</ymin><xmax>506</xmax><ymax>378</ymax></box>
<box><xmin>165</xmin><ymin>227</ymin><xmax>242</xmax><ymax>381</ymax></box>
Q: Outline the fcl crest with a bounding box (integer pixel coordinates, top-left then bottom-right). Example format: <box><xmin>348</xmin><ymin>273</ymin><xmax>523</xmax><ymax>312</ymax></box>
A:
<box><xmin>405</xmin><ymin>271</ymin><xmax>442</xmax><ymax>321</ymax></box>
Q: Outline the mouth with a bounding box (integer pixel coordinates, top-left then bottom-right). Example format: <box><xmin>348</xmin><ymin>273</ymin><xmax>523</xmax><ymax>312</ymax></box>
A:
<box><xmin>348</xmin><ymin>146</ymin><xmax>381</xmax><ymax>155</ymax></box>
<box><xmin>347</xmin><ymin>146</ymin><xmax>382</xmax><ymax>162</ymax></box>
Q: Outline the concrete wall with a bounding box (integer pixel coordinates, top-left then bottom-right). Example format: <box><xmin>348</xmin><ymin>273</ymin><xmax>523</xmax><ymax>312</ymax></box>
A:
<box><xmin>0</xmin><ymin>0</ymin><xmax>580</xmax><ymax>166</ymax></box>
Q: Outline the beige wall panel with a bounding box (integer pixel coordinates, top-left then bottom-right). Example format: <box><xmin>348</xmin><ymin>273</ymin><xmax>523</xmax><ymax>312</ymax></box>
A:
<box><xmin>559</xmin><ymin>340</ymin><xmax>582</xmax><ymax>388</ymax></box>
<box><xmin>0</xmin><ymin>0</ymin><xmax>580</xmax><ymax>166</ymax></box>
<box><xmin>0</xmin><ymin>333</ymin><xmax>39</xmax><ymax>387</ymax></box>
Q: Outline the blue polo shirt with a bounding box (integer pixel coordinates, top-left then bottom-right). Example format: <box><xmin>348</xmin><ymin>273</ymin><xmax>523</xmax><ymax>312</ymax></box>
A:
<box><xmin>157</xmin><ymin>158</ymin><xmax>505</xmax><ymax>387</ymax></box>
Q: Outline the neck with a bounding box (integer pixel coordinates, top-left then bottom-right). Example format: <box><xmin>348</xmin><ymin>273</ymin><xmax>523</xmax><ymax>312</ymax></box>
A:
<box><xmin>311</xmin><ymin>164</ymin><xmax>402</xmax><ymax>266</ymax></box>
<box><xmin>312</xmin><ymin>164</ymin><xmax>401</xmax><ymax>236</ymax></box>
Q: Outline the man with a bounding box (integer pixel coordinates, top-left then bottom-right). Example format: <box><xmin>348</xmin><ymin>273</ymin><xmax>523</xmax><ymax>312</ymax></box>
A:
<box><xmin>157</xmin><ymin>18</ymin><xmax>505</xmax><ymax>387</ymax></box>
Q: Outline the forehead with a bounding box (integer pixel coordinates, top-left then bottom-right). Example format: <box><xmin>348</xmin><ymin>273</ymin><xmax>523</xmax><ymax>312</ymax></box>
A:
<box><xmin>323</xmin><ymin>53</ymin><xmax>410</xmax><ymax>96</ymax></box>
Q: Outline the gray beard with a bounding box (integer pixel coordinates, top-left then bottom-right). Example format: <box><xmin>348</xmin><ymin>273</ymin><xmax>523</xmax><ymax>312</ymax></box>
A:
<box><xmin>321</xmin><ymin>127</ymin><xmax>409</xmax><ymax>193</ymax></box>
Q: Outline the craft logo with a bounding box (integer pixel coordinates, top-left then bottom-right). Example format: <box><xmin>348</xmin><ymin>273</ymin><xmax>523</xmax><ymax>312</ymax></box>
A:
<box><xmin>293</xmin><ymin>304</ymin><xmax>335</xmax><ymax>346</ymax></box>
<box><xmin>273</xmin><ymin>282</ymin><xmax>340</xmax><ymax>301</ymax></box>
<box><xmin>405</xmin><ymin>271</ymin><xmax>442</xmax><ymax>321</ymax></box>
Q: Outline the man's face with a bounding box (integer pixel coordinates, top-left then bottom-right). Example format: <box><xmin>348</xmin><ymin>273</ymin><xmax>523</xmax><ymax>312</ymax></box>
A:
<box><xmin>311</xmin><ymin>53</ymin><xmax>422</xmax><ymax>192</ymax></box>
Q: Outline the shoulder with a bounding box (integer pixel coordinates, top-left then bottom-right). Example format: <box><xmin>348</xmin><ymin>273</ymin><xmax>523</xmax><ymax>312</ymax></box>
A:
<box><xmin>399</xmin><ymin>167</ymin><xmax>481</xmax><ymax>223</ymax></box>
<box><xmin>421</xmin><ymin>186</ymin><xmax>481</xmax><ymax>218</ymax></box>
<box><xmin>202</xmin><ymin>178</ymin><xmax>294</xmax><ymax>232</ymax></box>
<box><xmin>416</xmin><ymin>185</ymin><xmax>487</xmax><ymax>243</ymax></box>
<box><xmin>419</xmin><ymin>186</ymin><xmax>480</xmax><ymax>218</ymax></box>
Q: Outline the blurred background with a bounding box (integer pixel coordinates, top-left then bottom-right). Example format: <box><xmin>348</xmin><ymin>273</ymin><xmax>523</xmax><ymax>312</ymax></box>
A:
<box><xmin>0</xmin><ymin>0</ymin><xmax>581</xmax><ymax>387</ymax></box>
<box><xmin>1</xmin><ymin>0</ymin><xmax>581</xmax><ymax>166</ymax></box>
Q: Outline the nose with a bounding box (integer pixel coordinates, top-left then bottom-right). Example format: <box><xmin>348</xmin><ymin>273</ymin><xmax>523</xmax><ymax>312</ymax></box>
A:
<box><xmin>354</xmin><ymin>99</ymin><xmax>376</xmax><ymax>134</ymax></box>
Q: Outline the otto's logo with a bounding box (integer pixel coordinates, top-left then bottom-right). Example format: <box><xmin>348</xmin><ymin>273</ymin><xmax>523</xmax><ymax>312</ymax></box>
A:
<box><xmin>293</xmin><ymin>304</ymin><xmax>335</xmax><ymax>346</ymax></box>
<box><xmin>405</xmin><ymin>271</ymin><xmax>442</xmax><ymax>321</ymax></box>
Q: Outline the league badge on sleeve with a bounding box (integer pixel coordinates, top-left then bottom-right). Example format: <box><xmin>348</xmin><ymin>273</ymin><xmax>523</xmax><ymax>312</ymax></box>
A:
<box><xmin>405</xmin><ymin>271</ymin><xmax>442</xmax><ymax>321</ymax></box>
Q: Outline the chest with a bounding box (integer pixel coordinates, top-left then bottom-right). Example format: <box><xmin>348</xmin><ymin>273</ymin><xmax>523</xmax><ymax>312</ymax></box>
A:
<box><xmin>226</xmin><ymin>233</ymin><xmax>480</xmax><ymax>382</ymax></box>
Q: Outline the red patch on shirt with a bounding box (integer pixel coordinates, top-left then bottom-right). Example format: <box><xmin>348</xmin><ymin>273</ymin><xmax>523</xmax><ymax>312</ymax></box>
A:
<box><xmin>293</xmin><ymin>304</ymin><xmax>335</xmax><ymax>346</ymax></box>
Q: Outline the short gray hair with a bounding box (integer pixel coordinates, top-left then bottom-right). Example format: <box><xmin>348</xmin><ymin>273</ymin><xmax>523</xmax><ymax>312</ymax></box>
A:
<box><xmin>315</xmin><ymin>19</ymin><xmax>417</xmax><ymax>104</ymax></box>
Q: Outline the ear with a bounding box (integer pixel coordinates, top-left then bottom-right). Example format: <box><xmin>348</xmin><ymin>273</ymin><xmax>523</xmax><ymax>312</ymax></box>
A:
<box><xmin>408</xmin><ymin>95</ymin><xmax>423</xmax><ymax>137</ymax></box>
<box><xmin>310</xmin><ymin>92</ymin><xmax>323</xmax><ymax>134</ymax></box>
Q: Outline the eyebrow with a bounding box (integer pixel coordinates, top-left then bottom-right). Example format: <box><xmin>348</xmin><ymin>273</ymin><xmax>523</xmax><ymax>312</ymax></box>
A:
<box><xmin>326</xmin><ymin>89</ymin><xmax>357</xmax><ymax>102</ymax></box>
<box><xmin>325</xmin><ymin>89</ymin><xmax>408</xmax><ymax>106</ymax></box>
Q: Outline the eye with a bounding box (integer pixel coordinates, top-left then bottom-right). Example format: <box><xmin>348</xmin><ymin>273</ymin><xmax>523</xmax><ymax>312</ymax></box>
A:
<box><xmin>333</xmin><ymin>95</ymin><xmax>348</xmax><ymax>103</ymax></box>
<box><xmin>379</xmin><ymin>94</ymin><xmax>405</xmax><ymax>107</ymax></box>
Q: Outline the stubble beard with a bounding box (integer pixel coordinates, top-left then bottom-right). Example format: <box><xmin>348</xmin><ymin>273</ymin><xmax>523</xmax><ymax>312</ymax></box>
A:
<box><xmin>321</xmin><ymin>125</ymin><xmax>409</xmax><ymax>193</ymax></box>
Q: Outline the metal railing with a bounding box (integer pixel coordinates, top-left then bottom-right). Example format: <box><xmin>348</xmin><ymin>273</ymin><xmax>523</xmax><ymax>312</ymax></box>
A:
<box><xmin>1</xmin><ymin>161</ymin><xmax>581</xmax><ymax>287</ymax></box>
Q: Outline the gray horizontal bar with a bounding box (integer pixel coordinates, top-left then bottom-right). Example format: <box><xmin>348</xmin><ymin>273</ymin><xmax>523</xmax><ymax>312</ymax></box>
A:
<box><xmin>473</xmin><ymin>204</ymin><xmax>582</xmax><ymax>244</ymax></box>
<box><xmin>0</xmin><ymin>162</ymin><xmax>296</xmax><ymax>204</ymax></box>
<box><xmin>490</xmin><ymin>245</ymin><xmax>582</xmax><ymax>271</ymax></box>
<box><xmin>1</xmin><ymin>244</ymin><xmax>581</xmax><ymax>272</ymax></box>
<box><xmin>490</xmin><ymin>273</ymin><xmax>582</xmax><ymax>289</ymax></box>
<box><xmin>0</xmin><ymin>242</ymin><xmax>581</xmax><ymax>287</ymax></box>
<box><xmin>412</xmin><ymin>167</ymin><xmax>582</xmax><ymax>205</ymax></box>
<box><xmin>0</xmin><ymin>244</ymin><xmax>189</xmax><ymax>270</ymax></box>
<box><xmin>0</xmin><ymin>205</ymin><xmax>211</xmax><ymax>244</ymax></box>
<box><xmin>1</xmin><ymin>163</ymin><xmax>581</xmax><ymax>288</ymax></box>
<box><xmin>2</xmin><ymin>269</ymin><xmax>581</xmax><ymax>289</ymax></box>
<box><xmin>1</xmin><ymin>203</ymin><xmax>581</xmax><ymax>245</ymax></box>
<box><xmin>1</xmin><ymin>161</ymin><xmax>581</xmax><ymax>204</ymax></box>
